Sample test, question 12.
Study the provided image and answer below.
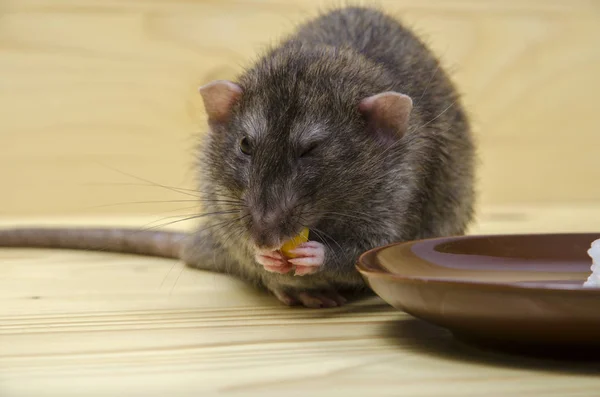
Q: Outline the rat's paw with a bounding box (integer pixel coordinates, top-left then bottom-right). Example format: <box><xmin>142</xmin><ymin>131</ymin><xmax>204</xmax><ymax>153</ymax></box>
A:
<box><xmin>269</xmin><ymin>286</ymin><xmax>347</xmax><ymax>308</ymax></box>
<box><xmin>255</xmin><ymin>251</ymin><xmax>293</xmax><ymax>274</ymax></box>
<box><xmin>287</xmin><ymin>241</ymin><xmax>325</xmax><ymax>276</ymax></box>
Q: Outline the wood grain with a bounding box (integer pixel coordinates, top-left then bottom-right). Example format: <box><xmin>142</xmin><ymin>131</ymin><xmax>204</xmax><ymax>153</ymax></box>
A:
<box><xmin>1</xmin><ymin>0</ymin><xmax>600</xmax><ymax>216</ymax></box>
<box><xmin>1</xmin><ymin>206</ymin><xmax>600</xmax><ymax>396</ymax></box>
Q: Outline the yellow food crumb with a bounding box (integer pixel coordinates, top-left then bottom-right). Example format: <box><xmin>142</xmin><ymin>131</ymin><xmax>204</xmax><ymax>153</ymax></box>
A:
<box><xmin>280</xmin><ymin>228</ymin><xmax>309</xmax><ymax>258</ymax></box>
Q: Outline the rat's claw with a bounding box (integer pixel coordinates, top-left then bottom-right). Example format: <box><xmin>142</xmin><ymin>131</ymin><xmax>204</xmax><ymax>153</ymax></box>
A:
<box><xmin>257</xmin><ymin>251</ymin><xmax>284</xmax><ymax>260</ymax></box>
<box><xmin>271</xmin><ymin>289</ymin><xmax>297</xmax><ymax>306</ymax></box>
<box><xmin>264</xmin><ymin>263</ymin><xmax>293</xmax><ymax>274</ymax></box>
<box><xmin>293</xmin><ymin>265</ymin><xmax>320</xmax><ymax>276</ymax></box>
<box><xmin>255</xmin><ymin>251</ymin><xmax>293</xmax><ymax>274</ymax></box>
<box><xmin>287</xmin><ymin>241</ymin><xmax>325</xmax><ymax>276</ymax></box>
<box><xmin>268</xmin><ymin>286</ymin><xmax>347</xmax><ymax>308</ymax></box>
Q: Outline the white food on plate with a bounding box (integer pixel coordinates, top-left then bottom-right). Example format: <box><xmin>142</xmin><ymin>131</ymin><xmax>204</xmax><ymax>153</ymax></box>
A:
<box><xmin>583</xmin><ymin>238</ymin><xmax>600</xmax><ymax>287</ymax></box>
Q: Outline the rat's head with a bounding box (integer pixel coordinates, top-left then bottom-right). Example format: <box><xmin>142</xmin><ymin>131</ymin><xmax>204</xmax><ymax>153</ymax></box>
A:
<box><xmin>198</xmin><ymin>46</ymin><xmax>413</xmax><ymax>251</ymax></box>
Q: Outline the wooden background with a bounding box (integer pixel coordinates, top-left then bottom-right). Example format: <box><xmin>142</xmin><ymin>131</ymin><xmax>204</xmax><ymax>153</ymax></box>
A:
<box><xmin>2</xmin><ymin>0</ymin><xmax>600</xmax><ymax>218</ymax></box>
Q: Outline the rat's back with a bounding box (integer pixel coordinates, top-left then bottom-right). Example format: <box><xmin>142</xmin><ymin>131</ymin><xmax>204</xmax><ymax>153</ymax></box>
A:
<box><xmin>292</xmin><ymin>7</ymin><xmax>418</xmax><ymax>56</ymax></box>
<box><xmin>288</xmin><ymin>6</ymin><xmax>475</xmax><ymax>238</ymax></box>
<box><xmin>286</xmin><ymin>6</ymin><xmax>462</xmax><ymax>126</ymax></box>
<box><xmin>292</xmin><ymin>8</ymin><xmax>435</xmax><ymax>75</ymax></box>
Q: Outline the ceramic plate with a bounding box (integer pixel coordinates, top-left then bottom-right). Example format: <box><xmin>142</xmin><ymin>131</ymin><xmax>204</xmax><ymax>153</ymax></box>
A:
<box><xmin>357</xmin><ymin>233</ymin><xmax>600</xmax><ymax>350</ymax></box>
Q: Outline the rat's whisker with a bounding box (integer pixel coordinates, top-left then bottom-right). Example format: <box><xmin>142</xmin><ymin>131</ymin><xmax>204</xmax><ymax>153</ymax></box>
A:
<box><xmin>83</xmin><ymin>180</ymin><xmax>244</xmax><ymax>205</ymax></box>
<box><xmin>325</xmin><ymin>211</ymin><xmax>381</xmax><ymax>223</ymax></box>
<box><xmin>169</xmin><ymin>261</ymin><xmax>187</xmax><ymax>296</ymax></box>
<box><xmin>296</xmin><ymin>214</ymin><xmax>341</xmax><ymax>261</ymax></box>
<box><xmin>213</xmin><ymin>214</ymin><xmax>250</xmax><ymax>237</ymax></box>
<box><xmin>176</xmin><ymin>216</ymin><xmax>249</xmax><ymax>257</ymax></box>
<box><xmin>302</xmin><ymin>208</ymin><xmax>381</xmax><ymax>225</ymax></box>
<box><xmin>96</xmin><ymin>162</ymin><xmax>205</xmax><ymax>199</ymax></box>
<box><xmin>370</xmin><ymin>123</ymin><xmax>455</xmax><ymax>183</ymax></box>
<box><xmin>413</xmin><ymin>63</ymin><xmax>440</xmax><ymax>107</ymax></box>
<box><xmin>135</xmin><ymin>210</ymin><xmax>241</xmax><ymax>235</ymax></box>
<box><xmin>152</xmin><ymin>205</ymin><xmax>207</xmax><ymax>216</ymax></box>
<box><xmin>307</xmin><ymin>227</ymin><xmax>337</xmax><ymax>263</ymax></box>
<box><xmin>409</xmin><ymin>100</ymin><xmax>457</xmax><ymax>134</ymax></box>
<box><xmin>82</xmin><ymin>182</ymin><xmax>203</xmax><ymax>194</ymax></box>
<box><xmin>307</xmin><ymin>225</ymin><xmax>344</xmax><ymax>266</ymax></box>
<box><xmin>146</xmin><ymin>212</ymin><xmax>236</xmax><ymax>224</ymax></box>
<box><xmin>83</xmin><ymin>199</ymin><xmax>242</xmax><ymax>210</ymax></box>
<box><xmin>220</xmin><ymin>219</ymin><xmax>248</xmax><ymax>250</ymax></box>
<box><xmin>160</xmin><ymin>257</ymin><xmax>181</xmax><ymax>289</ymax></box>
<box><xmin>197</xmin><ymin>188</ymin><xmax>244</xmax><ymax>202</ymax></box>
<box><xmin>365</xmin><ymin>104</ymin><xmax>456</xmax><ymax>176</ymax></box>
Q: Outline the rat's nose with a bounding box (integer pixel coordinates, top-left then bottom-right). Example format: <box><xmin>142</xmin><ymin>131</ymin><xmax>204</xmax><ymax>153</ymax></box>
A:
<box><xmin>249</xmin><ymin>210</ymin><xmax>285</xmax><ymax>250</ymax></box>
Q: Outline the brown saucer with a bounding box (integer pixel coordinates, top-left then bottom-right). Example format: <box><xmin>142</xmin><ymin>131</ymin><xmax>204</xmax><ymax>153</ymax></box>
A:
<box><xmin>357</xmin><ymin>233</ymin><xmax>600</xmax><ymax>350</ymax></box>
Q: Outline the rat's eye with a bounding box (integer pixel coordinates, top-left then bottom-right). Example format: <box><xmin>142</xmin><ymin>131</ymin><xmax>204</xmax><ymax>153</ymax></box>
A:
<box><xmin>239</xmin><ymin>137</ymin><xmax>252</xmax><ymax>156</ymax></box>
<box><xmin>300</xmin><ymin>143</ymin><xmax>318</xmax><ymax>157</ymax></box>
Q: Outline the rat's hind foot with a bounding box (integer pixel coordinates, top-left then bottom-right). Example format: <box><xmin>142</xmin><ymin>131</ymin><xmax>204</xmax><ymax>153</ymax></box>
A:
<box><xmin>269</xmin><ymin>285</ymin><xmax>347</xmax><ymax>308</ymax></box>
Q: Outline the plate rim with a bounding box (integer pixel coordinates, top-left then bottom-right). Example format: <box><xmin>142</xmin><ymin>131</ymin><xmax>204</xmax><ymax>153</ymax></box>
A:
<box><xmin>356</xmin><ymin>232</ymin><xmax>600</xmax><ymax>295</ymax></box>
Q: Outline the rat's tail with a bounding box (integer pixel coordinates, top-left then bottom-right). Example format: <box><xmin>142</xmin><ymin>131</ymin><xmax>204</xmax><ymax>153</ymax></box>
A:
<box><xmin>0</xmin><ymin>227</ymin><xmax>188</xmax><ymax>259</ymax></box>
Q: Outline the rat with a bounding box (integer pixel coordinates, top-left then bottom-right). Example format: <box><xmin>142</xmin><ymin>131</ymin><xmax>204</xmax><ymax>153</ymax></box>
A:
<box><xmin>0</xmin><ymin>6</ymin><xmax>476</xmax><ymax>308</ymax></box>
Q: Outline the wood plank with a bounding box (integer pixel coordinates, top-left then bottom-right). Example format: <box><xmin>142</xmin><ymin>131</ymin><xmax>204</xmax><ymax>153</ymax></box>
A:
<box><xmin>1</xmin><ymin>206</ymin><xmax>600</xmax><ymax>396</ymax></box>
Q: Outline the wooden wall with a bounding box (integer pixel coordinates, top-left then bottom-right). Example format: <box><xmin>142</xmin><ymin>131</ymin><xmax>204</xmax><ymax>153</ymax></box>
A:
<box><xmin>2</xmin><ymin>0</ymin><xmax>599</xmax><ymax>217</ymax></box>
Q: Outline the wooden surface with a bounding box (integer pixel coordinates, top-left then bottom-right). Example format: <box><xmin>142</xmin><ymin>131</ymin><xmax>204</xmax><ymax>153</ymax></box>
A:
<box><xmin>1</xmin><ymin>206</ymin><xmax>600</xmax><ymax>396</ymax></box>
<box><xmin>3</xmin><ymin>1</ymin><xmax>600</xmax><ymax>395</ymax></box>
<box><xmin>2</xmin><ymin>0</ymin><xmax>600</xmax><ymax>217</ymax></box>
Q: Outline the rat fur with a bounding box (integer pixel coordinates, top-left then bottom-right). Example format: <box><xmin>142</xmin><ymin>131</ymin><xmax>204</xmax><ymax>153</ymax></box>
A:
<box><xmin>0</xmin><ymin>6</ymin><xmax>476</xmax><ymax>308</ymax></box>
<box><xmin>182</xmin><ymin>5</ymin><xmax>476</xmax><ymax>306</ymax></box>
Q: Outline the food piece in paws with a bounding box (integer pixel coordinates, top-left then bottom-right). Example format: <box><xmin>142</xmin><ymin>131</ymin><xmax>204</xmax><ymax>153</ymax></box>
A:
<box><xmin>280</xmin><ymin>228</ymin><xmax>309</xmax><ymax>259</ymax></box>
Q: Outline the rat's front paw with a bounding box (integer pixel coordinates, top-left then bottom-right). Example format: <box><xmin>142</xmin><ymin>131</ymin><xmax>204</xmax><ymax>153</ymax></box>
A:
<box><xmin>255</xmin><ymin>251</ymin><xmax>293</xmax><ymax>274</ymax></box>
<box><xmin>288</xmin><ymin>241</ymin><xmax>325</xmax><ymax>276</ymax></box>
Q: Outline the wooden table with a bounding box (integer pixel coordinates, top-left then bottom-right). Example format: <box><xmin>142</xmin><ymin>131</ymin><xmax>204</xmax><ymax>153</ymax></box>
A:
<box><xmin>2</xmin><ymin>205</ymin><xmax>600</xmax><ymax>396</ymax></box>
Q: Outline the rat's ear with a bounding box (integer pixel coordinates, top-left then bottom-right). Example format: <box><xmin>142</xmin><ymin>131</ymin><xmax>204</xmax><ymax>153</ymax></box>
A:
<box><xmin>359</xmin><ymin>91</ymin><xmax>413</xmax><ymax>144</ymax></box>
<box><xmin>198</xmin><ymin>80</ymin><xmax>243</xmax><ymax>123</ymax></box>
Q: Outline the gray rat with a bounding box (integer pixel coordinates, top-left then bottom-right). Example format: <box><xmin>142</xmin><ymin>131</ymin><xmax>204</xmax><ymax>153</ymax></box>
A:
<box><xmin>0</xmin><ymin>6</ymin><xmax>476</xmax><ymax>308</ymax></box>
